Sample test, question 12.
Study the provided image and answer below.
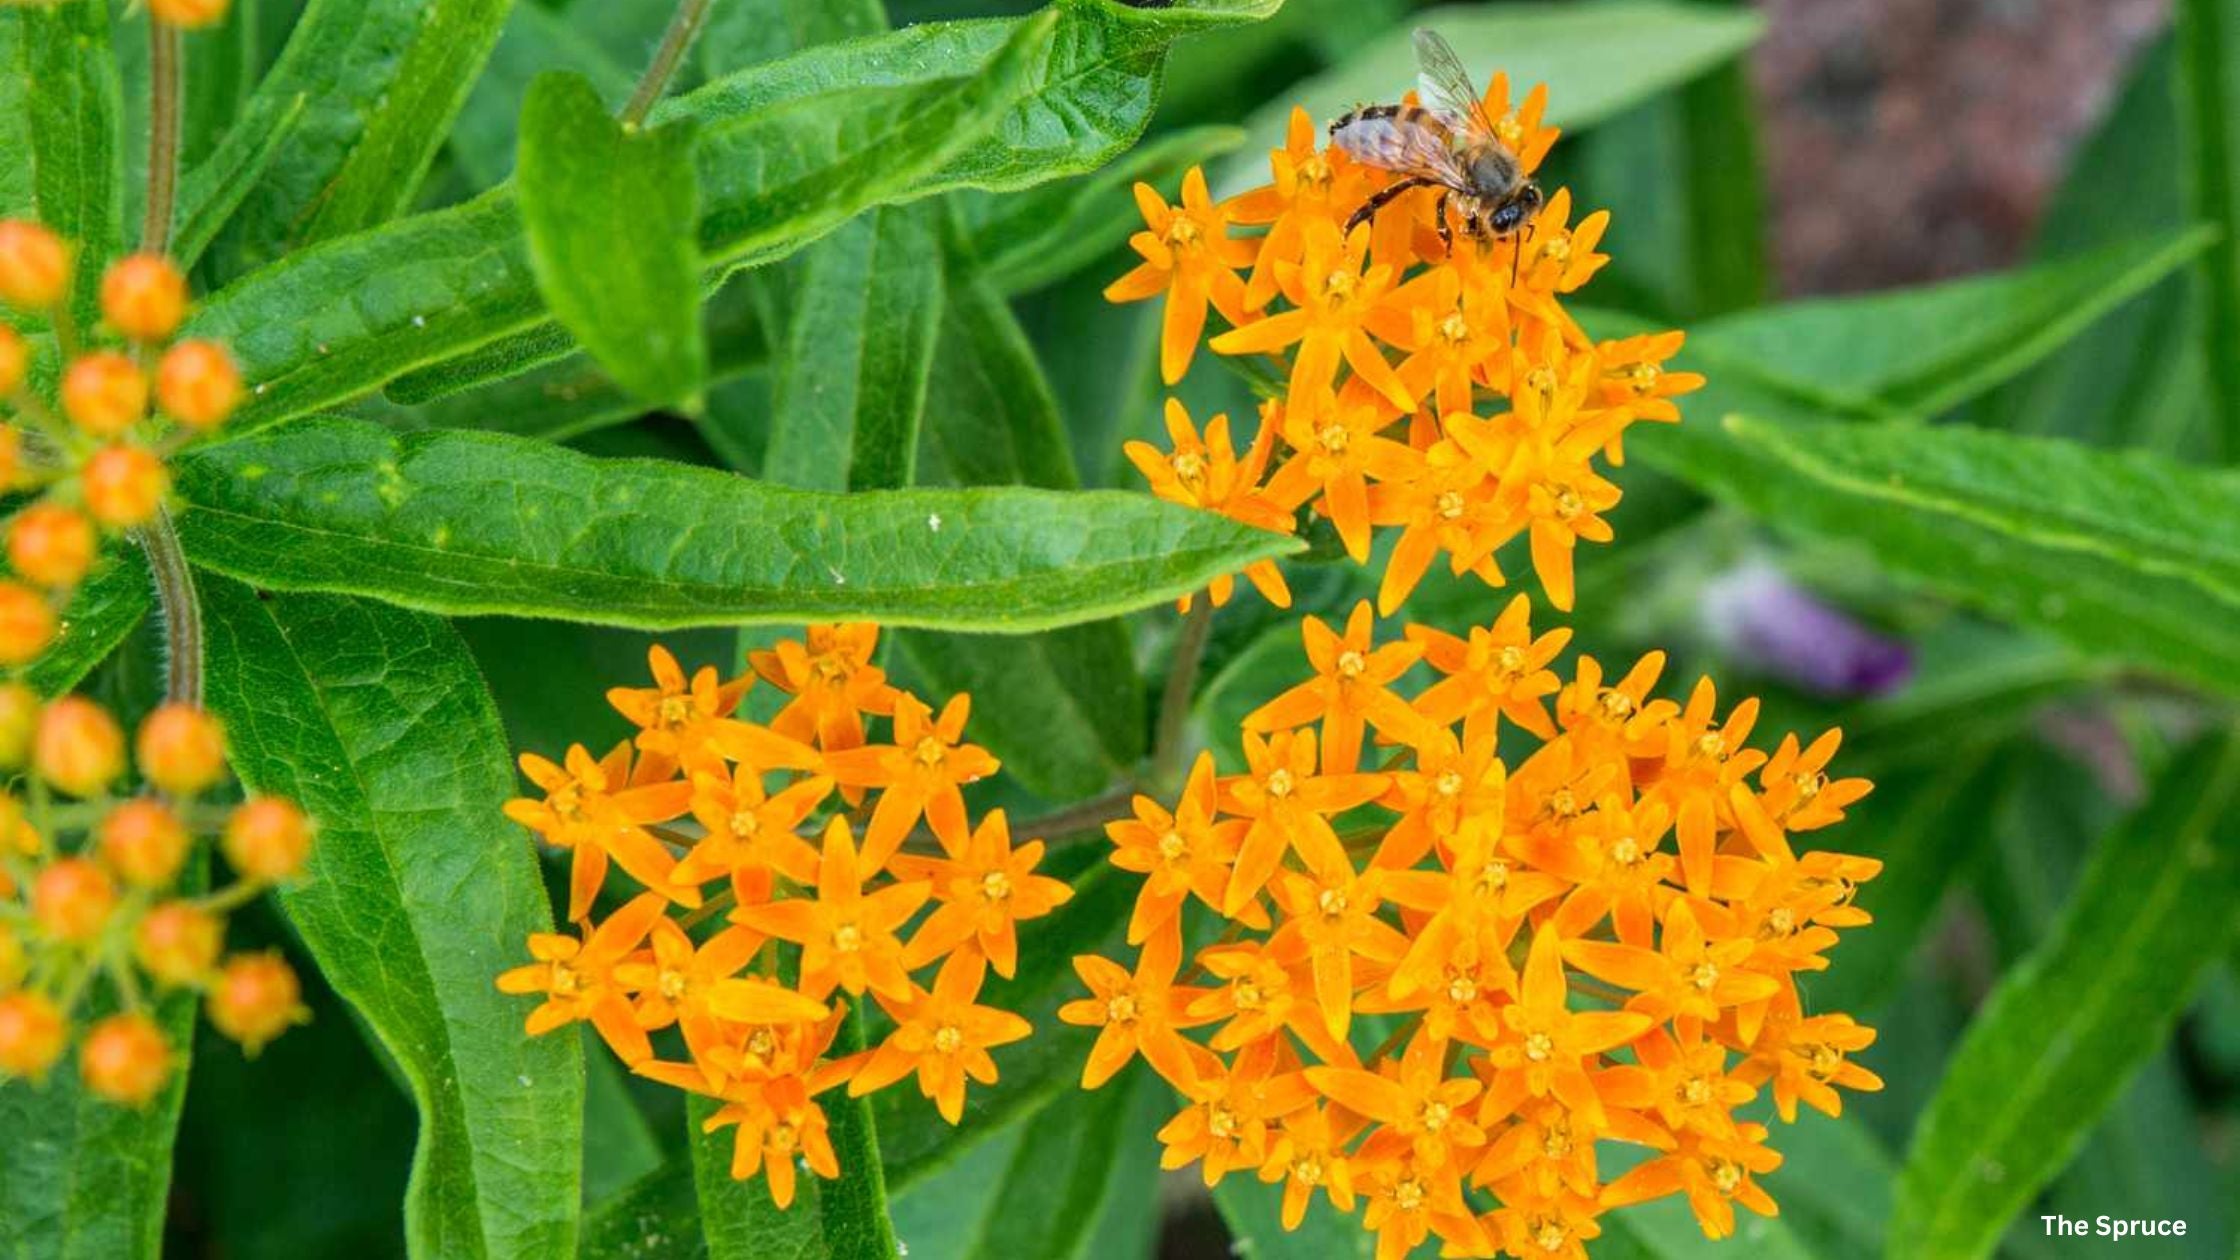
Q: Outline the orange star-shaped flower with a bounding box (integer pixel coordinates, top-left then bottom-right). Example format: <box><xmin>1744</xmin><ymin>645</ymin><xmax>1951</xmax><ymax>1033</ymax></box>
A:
<box><xmin>824</xmin><ymin>693</ymin><xmax>999</xmax><ymax>869</ymax></box>
<box><xmin>734</xmin><ymin>817</ymin><xmax>929</xmax><ymax>1002</ymax></box>
<box><xmin>893</xmin><ymin>809</ymin><xmax>1072</xmax><ymax>977</ymax></box>
<box><xmin>849</xmin><ymin>947</ymin><xmax>1031</xmax><ymax>1123</ymax></box>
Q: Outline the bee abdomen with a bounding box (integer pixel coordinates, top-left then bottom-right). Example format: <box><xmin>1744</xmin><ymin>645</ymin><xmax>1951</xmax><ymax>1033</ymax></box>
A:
<box><xmin>1330</xmin><ymin>102</ymin><xmax>1433</xmax><ymax>135</ymax></box>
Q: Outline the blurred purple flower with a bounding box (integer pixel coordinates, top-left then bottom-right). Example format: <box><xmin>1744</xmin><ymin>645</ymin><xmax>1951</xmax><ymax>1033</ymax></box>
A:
<box><xmin>1700</xmin><ymin>561</ymin><xmax>1914</xmax><ymax>697</ymax></box>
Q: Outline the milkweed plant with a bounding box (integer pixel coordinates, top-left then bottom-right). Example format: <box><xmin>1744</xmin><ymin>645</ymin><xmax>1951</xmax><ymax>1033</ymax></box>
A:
<box><xmin>1</xmin><ymin>0</ymin><xmax>2233</xmax><ymax>1258</ymax></box>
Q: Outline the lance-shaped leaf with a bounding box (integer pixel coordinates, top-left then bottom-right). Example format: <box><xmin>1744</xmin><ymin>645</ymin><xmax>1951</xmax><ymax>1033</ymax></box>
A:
<box><xmin>1633</xmin><ymin>414</ymin><xmax>2240</xmax><ymax>696</ymax></box>
<box><xmin>171</xmin><ymin>418</ymin><xmax>1298</xmax><ymax>631</ymax></box>
<box><xmin>184</xmin><ymin>12</ymin><xmax>1055</xmax><ymax>433</ymax></box>
<box><xmin>203</xmin><ymin>0</ymin><xmax>512</xmax><ymax>276</ymax></box>
<box><xmin>201</xmin><ymin>581</ymin><xmax>584</xmax><ymax>1258</ymax></box>
<box><xmin>1891</xmin><ymin>732</ymin><xmax>2240</xmax><ymax>1259</ymax></box>
<box><xmin>2178</xmin><ymin>0</ymin><xmax>2240</xmax><ymax>459</ymax></box>
<box><xmin>517</xmin><ymin>72</ymin><xmax>707</xmax><ymax>409</ymax></box>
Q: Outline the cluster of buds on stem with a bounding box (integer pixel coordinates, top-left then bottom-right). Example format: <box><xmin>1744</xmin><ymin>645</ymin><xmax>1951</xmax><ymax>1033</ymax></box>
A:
<box><xmin>0</xmin><ymin>219</ymin><xmax>244</xmax><ymax>666</ymax></box>
<box><xmin>0</xmin><ymin>692</ymin><xmax>312</xmax><ymax>1104</ymax></box>
<box><xmin>497</xmin><ymin>627</ymin><xmax>1073</xmax><ymax>1208</ymax></box>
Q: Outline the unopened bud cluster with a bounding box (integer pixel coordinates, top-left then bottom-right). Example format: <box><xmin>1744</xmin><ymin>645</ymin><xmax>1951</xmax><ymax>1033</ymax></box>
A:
<box><xmin>0</xmin><ymin>692</ymin><xmax>312</xmax><ymax>1105</ymax></box>
<box><xmin>0</xmin><ymin>220</ymin><xmax>245</xmax><ymax>666</ymax></box>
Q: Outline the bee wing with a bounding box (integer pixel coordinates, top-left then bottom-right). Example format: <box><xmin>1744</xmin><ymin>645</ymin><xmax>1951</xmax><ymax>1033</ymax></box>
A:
<box><xmin>1412</xmin><ymin>28</ymin><xmax>1498</xmax><ymax>139</ymax></box>
<box><xmin>1330</xmin><ymin>112</ymin><xmax>1468</xmax><ymax>188</ymax></box>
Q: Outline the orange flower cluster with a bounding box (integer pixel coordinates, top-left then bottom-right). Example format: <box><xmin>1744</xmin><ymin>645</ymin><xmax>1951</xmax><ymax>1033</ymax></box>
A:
<box><xmin>0</xmin><ymin>219</ymin><xmax>245</xmax><ymax>667</ymax></box>
<box><xmin>1111</xmin><ymin>95</ymin><xmax>1701</xmax><ymax>615</ymax></box>
<box><xmin>0</xmin><ymin>691</ymin><xmax>313</xmax><ymax>1105</ymax></box>
<box><xmin>1066</xmin><ymin>598</ymin><xmax>1884</xmax><ymax>1258</ymax></box>
<box><xmin>497</xmin><ymin>627</ymin><xmax>1072</xmax><ymax>1208</ymax></box>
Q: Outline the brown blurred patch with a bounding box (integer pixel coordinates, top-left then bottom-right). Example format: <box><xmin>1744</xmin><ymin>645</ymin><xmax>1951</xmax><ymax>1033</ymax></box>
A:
<box><xmin>1753</xmin><ymin>0</ymin><xmax>2167</xmax><ymax>293</ymax></box>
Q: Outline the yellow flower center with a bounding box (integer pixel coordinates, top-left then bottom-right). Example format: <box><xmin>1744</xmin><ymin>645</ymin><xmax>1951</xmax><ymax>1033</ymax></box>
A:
<box><xmin>747</xmin><ymin>1027</ymin><xmax>778</xmax><ymax>1059</ymax></box>
<box><xmin>1434</xmin><ymin>489</ymin><xmax>1466</xmax><ymax>520</ymax></box>
<box><xmin>1265</xmin><ymin>768</ymin><xmax>1296</xmax><ymax>799</ymax></box>
<box><xmin>1524</xmin><ymin>1031</ymin><xmax>1555</xmax><ymax>1062</ymax></box>
<box><xmin>1764</xmin><ymin>907</ymin><xmax>1798</xmax><ymax>938</ymax></box>
<box><xmin>1434</xmin><ymin>770</ymin><xmax>1464</xmax><ymax>799</ymax></box>
<box><xmin>1794</xmin><ymin>771</ymin><xmax>1827</xmax><ymax>801</ymax></box>
<box><xmin>1170</xmin><ymin>450</ymin><xmax>1207</xmax><ymax>484</ymax></box>
<box><xmin>1208</xmin><ymin>1104</ymin><xmax>1241</xmax><ymax>1139</ymax></box>
<box><xmin>1317</xmin><ymin>887</ymin><xmax>1350</xmax><ymax>918</ymax></box>
<box><xmin>548</xmin><ymin>961</ymin><xmax>584</xmax><ymax>997</ymax></box>
<box><xmin>1437</xmin><ymin>311</ymin><xmax>1471</xmax><ymax>347</ymax></box>
<box><xmin>1496</xmin><ymin>644</ymin><xmax>1526</xmax><ymax>675</ymax></box>
<box><xmin>1549</xmin><ymin>787</ymin><xmax>1579</xmax><ymax>817</ymax></box>
<box><xmin>1420</xmin><ymin>1099</ymin><xmax>1451</xmax><ymax>1132</ymax></box>
<box><xmin>1689</xmin><ymin>962</ymin><xmax>1721</xmax><ymax>992</ymax></box>
<box><xmin>1164</xmin><ymin>215</ymin><xmax>1203</xmax><ymax>250</ymax></box>
<box><xmin>1393</xmin><ymin>1176</ymin><xmax>1426</xmax><ymax>1212</ymax></box>
<box><xmin>728</xmin><ymin>810</ymin><xmax>761</xmax><ymax>839</ymax></box>
<box><xmin>1682</xmin><ymin>1075</ymin><xmax>1712</xmax><ymax>1106</ymax></box>
<box><xmin>1446</xmin><ymin>972</ymin><xmax>1478</xmax><ymax>1004</ymax></box>
<box><xmin>1622</xmin><ymin>359</ymin><xmax>1662</xmax><ymax>395</ymax></box>
<box><xmin>1695</xmin><ymin>731</ymin><xmax>1727</xmax><ymax>760</ymax></box>
<box><xmin>1548</xmin><ymin>482</ymin><xmax>1585</xmax><ymax>521</ymax></box>
<box><xmin>1293</xmin><ymin>1154</ymin><xmax>1325</xmax><ymax>1185</ymax></box>
<box><xmin>1540</xmin><ymin>232</ymin><xmax>1572</xmax><ymax>266</ymax></box>
<box><xmin>658</xmin><ymin>968</ymin><xmax>688</xmax><ymax>1001</ymax></box>
<box><xmin>1105</xmin><ymin>992</ymin><xmax>1140</xmax><ymax>1025</ymax></box>
<box><xmin>1233</xmin><ymin>978</ymin><xmax>1266</xmax><ymax>1010</ymax></box>
<box><xmin>1597</xmin><ymin>689</ymin><xmax>1634</xmax><ymax>721</ymax></box>
<box><xmin>1297</xmin><ymin>154</ymin><xmax>1334</xmax><ymax>192</ymax></box>
<box><xmin>1477</xmin><ymin>860</ymin><xmax>1510</xmax><ymax>895</ymax></box>
<box><xmin>1541</xmin><ymin>1120</ymin><xmax>1573</xmax><ymax>1157</ymax></box>
<box><xmin>1156</xmin><ymin>830</ymin><xmax>1188</xmax><ymax>863</ymax></box>
<box><xmin>1610</xmin><ymin>836</ymin><xmax>1641</xmax><ymax>866</ymax></box>
<box><xmin>933</xmin><ymin>1024</ymin><xmax>964</xmax><ymax>1055</ymax></box>
<box><xmin>1336</xmin><ymin>649</ymin><xmax>1367</xmax><ymax>679</ymax></box>
<box><xmin>831</xmin><ymin>923</ymin><xmax>864</xmax><ymax>953</ymax></box>
<box><xmin>980</xmin><ymin>870</ymin><xmax>1013</xmax><ymax>902</ymax></box>
<box><xmin>810</xmin><ymin>655</ymin><xmax>851</xmax><ymax>685</ymax></box>
<box><xmin>1495</xmin><ymin>116</ymin><xmax>1525</xmax><ymax>149</ymax></box>
<box><xmin>914</xmin><ymin>735</ymin><xmax>948</xmax><ymax>768</ymax></box>
<box><xmin>1321</xmin><ymin>269</ymin><xmax>1358</xmax><ymax>304</ymax></box>
<box><xmin>658</xmin><ymin>695</ymin><xmax>691</xmax><ymax>726</ymax></box>
<box><xmin>1317</xmin><ymin>423</ymin><xmax>1351</xmax><ymax>456</ymax></box>
<box><xmin>1533</xmin><ymin>1219</ymin><xmax>1569</xmax><ymax>1252</ymax></box>
<box><xmin>1805</xmin><ymin>1042</ymin><xmax>1843</xmax><ymax>1079</ymax></box>
<box><xmin>1710</xmin><ymin>1159</ymin><xmax>1744</xmax><ymax>1196</ymax></box>
<box><xmin>767</xmin><ymin>1122</ymin><xmax>799</xmax><ymax>1154</ymax></box>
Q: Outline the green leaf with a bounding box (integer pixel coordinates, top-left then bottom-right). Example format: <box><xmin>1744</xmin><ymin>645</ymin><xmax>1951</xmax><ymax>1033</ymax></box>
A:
<box><xmin>1230</xmin><ymin>0</ymin><xmax>1762</xmax><ymax>184</ymax></box>
<box><xmin>1890</xmin><ymin>732</ymin><xmax>2240</xmax><ymax>1260</ymax></box>
<box><xmin>684</xmin><ymin>1095</ymin><xmax>824</xmax><ymax>1259</ymax></box>
<box><xmin>958</xmin><ymin>124</ymin><xmax>1248</xmax><ymax>296</ymax></box>
<box><xmin>201</xmin><ymin>581</ymin><xmax>584</xmax><ymax>1259</ymax></box>
<box><xmin>761</xmin><ymin>202</ymin><xmax>945</xmax><ymax>492</ymax></box>
<box><xmin>1633</xmin><ymin>414</ymin><xmax>2240</xmax><ymax>695</ymax></box>
<box><xmin>1682</xmin><ymin>229</ymin><xmax>2216</xmax><ymax>417</ymax></box>
<box><xmin>581</xmin><ymin>1160</ymin><xmax>712</xmax><ymax>1260</ymax></box>
<box><xmin>173</xmin><ymin>416</ymin><xmax>1297</xmax><ymax>632</ymax></box>
<box><xmin>1212</xmin><ymin>1170</ymin><xmax>1374</xmax><ymax>1260</ymax></box>
<box><xmin>1675</xmin><ymin>48</ymin><xmax>1769</xmax><ymax>316</ymax></box>
<box><xmin>952</xmin><ymin>1069</ymin><xmax>1161</xmax><ymax>1259</ymax></box>
<box><xmin>206</xmin><ymin>0</ymin><xmax>513</xmax><ymax>276</ymax></box>
<box><xmin>5</xmin><ymin>0</ymin><xmax>124</xmax><ymax>325</ymax></box>
<box><xmin>517</xmin><ymin>71</ymin><xmax>708</xmax><ymax>408</ymax></box>
<box><xmin>23</xmin><ymin>551</ymin><xmax>152</xmax><ymax>698</ymax></box>
<box><xmin>814</xmin><ymin>1007</ymin><xmax>900</xmax><ymax>1258</ymax></box>
<box><xmin>184</xmin><ymin>11</ymin><xmax>1059</xmax><ymax>434</ymax></box>
<box><xmin>451</xmin><ymin>4</ymin><xmax>634</xmax><ymax>189</ymax></box>
<box><xmin>172</xmin><ymin>91</ymin><xmax>308</xmax><ymax>270</ymax></box>
<box><xmin>2177</xmin><ymin>0</ymin><xmax>2240</xmax><ymax>460</ymax></box>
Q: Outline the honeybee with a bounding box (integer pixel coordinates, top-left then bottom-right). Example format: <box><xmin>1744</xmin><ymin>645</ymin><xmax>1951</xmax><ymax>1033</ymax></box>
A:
<box><xmin>1329</xmin><ymin>28</ymin><xmax>1544</xmax><ymax>253</ymax></box>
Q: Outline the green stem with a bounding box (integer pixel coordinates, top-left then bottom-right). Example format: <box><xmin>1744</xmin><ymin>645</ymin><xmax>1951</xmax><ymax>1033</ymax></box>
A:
<box><xmin>621</xmin><ymin>0</ymin><xmax>713</xmax><ymax>126</ymax></box>
<box><xmin>142</xmin><ymin>20</ymin><xmax>183</xmax><ymax>255</ymax></box>
<box><xmin>135</xmin><ymin>507</ymin><xmax>202</xmax><ymax>706</ymax></box>
<box><xmin>1151</xmin><ymin>599</ymin><xmax>1215</xmax><ymax>791</ymax></box>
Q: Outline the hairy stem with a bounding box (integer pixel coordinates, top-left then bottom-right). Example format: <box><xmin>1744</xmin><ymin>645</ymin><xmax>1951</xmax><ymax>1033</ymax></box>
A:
<box><xmin>621</xmin><ymin>0</ymin><xmax>713</xmax><ymax>126</ymax></box>
<box><xmin>142</xmin><ymin>20</ymin><xmax>183</xmax><ymax>255</ymax></box>
<box><xmin>1019</xmin><ymin>785</ymin><xmax>1142</xmax><ymax>844</ymax></box>
<box><xmin>137</xmin><ymin>507</ymin><xmax>202</xmax><ymax>706</ymax></box>
<box><xmin>1151</xmin><ymin>599</ymin><xmax>1215</xmax><ymax>791</ymax></box>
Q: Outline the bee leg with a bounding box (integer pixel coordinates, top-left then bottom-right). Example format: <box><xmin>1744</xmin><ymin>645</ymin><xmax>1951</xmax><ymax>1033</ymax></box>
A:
<box><xmin>1344</xmin><ymin>175</ymin><xmax>1432</xmax><ymax>237</ymax></box>
<box><xmin>1434</xmin><ymin>191</ymin><xmax>1453</xmax><ymax>257</ymax></box>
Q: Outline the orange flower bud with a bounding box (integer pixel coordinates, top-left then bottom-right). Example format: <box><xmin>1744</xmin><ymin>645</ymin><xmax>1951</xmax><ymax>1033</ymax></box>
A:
<box><xmin>32</xmin><ymin>856</ymin><xmax>117</xmax><ymax>943</ymax></box>
<box><xmin>0</xmin><ymin>221</ymin><xmax>69</xmax><ymax>310</ymax></box>
<box><xmin>155</xmin><ymin>339</ymin><xmax>240</xmax><ymax>430</ymax></box>
<box><xmin>0</xmin><ymin>991</ymin><xmax>67</xmax><ymax>1080</ymax></box>
<box><xmin>149</xmin><ymin>0</ymin><xmax>230</xmax><ymax>29</ymax></box>
<box><xmin>208</xmin><ymin>952</ymin><xmax>308</xmax><ymax>1055</ymax></box>
<box><xmin>135</xmin><ymin>901</ymin><xmax>223</xmax><ymax>987</ymax></box>
<box><xmin>0</xmin><ymin>921</ymin><xmax>24</xmax><ymax>988</ymax></box>
<box><xmin>0</xmin><ymin>682</ymin><xmax>38</xmax><ymax>767</ymax></box>
<box><xmin>99</xmin><ymin>254</ymin><xmax>188</xmax><ymax>342</ymax></box>
<box><xmin>82</xmin><ymin>445</ymin><xmax>170</xmax><ymax>528</ymax></box>
<box><xmin>223</xmin><ymin>797</ymin><xmax>311</xmax><ymax>882</ymax></box>
<box><xmin>136</xmin><ymin>703</ymin><xmax>227</xmax><ymax>796</ymax></box>
<box><xmin>34</xmin><ymin>695</ymin><xmax>126</xmax><ymax>797</ymax></box>
<box><xmin>0</xmin><ymin>324</ymin><xmax>25</xmax><ymax>395</ymax></box>
<box><xmin>8</xmin><ymin>503</ymin><xmax>96</xmax><ymax>588</ymax></box>
<box><xmin>62</xmin><ymin>351</ymin><xmax>149</xmax><ymax>438</ymax></box>
<box><xmin>98</xmin><ymin>799</ymin><xmax>191</xmax><ymax>888</ymax></box>
<box><xmin>79</xmin><ymin>1012</ymin><xmax>171</xmax><ymax>1105</ymax></box>
<box><xmin>0</xmin><ymin>581</ymin><xmax>57</xmax><ymax>667</ymax></box>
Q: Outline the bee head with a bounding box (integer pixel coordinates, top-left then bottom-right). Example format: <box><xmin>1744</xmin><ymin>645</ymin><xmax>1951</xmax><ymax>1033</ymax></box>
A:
<box><xmin>1489</xmin><ymin>183</ymin><xmax>1544</xmax><ymax>237</ymax></box>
